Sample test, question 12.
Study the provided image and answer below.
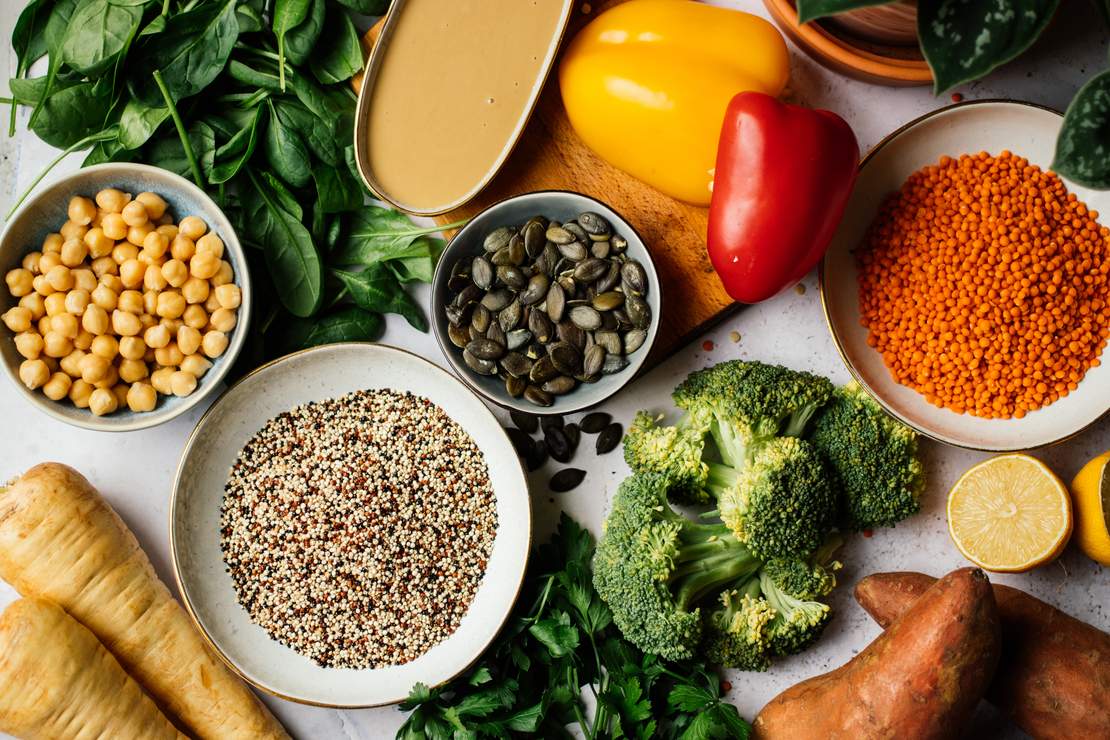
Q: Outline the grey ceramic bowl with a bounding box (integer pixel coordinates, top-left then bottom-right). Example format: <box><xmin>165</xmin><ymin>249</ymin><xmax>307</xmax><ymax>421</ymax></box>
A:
<box><xmin>431</xmin><ymin>191</ymin><xmax>661</xmax><ymax>415</ymax></box>
<box><xmin>0</xmin><ymin>163</ymin><xmax>252</xmax><ymax>432</ymax></box>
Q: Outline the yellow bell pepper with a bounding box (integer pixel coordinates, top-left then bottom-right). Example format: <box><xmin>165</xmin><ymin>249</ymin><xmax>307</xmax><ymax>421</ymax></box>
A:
<box><xmin>558</xmin><ymin>0</ymin><xmax>789</xmax><ymax>206</ymax></box>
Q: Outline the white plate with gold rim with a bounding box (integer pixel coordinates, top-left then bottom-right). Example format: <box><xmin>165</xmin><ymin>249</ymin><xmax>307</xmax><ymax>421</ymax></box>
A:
<box><xmin>821</xmin><ymin>100</ymin><xmax>1110</xmax><ymax>451</ymax></box>
<box><xmin>170</xmin><ymin>342</ymin><xmax>531</xmax><ymax>707</ymax></box>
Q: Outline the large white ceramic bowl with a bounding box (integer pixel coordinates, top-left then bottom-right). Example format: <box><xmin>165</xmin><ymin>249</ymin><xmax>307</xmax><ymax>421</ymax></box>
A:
<box><xmin>0</xmin><ymin>163</ymin><xmax>252</xmax><ymax>431</ymax></box>
<box><xmin>821</xmin><ymin>100</ymin><xmax>1110</xmax><ymax>450</ymax></box>
<box><xmin>170</xmin><ymin>342</ymin><xmax>531</xmax><ymax>707</ymax></box>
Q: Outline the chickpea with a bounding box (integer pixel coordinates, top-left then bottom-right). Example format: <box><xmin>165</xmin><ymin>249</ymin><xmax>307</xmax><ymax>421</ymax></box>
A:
<box><xmin>112</xmin><ymin>243</ymin><xmax>139</xmax><ymax>265</ymax></box>
<box><xmin>14</xmin><ymin>332</ymin><xmax>44</xmax><ymax>360</ymax></box>
<box><xmin>42</xmin><ymin>372</ymin><xmax>72</xmax><ymax>401</ymax></box>
<box><xmin>2</xmin><ymin>306</ymin><xmax>32</xmax><ymax>332</ymax></box>
<box><xmin>150</xmin><ymin>367</ymin><xmax>175</xmax><ymax>395</ymax></box>
<box><xmin>19</xmin><ymin>359</ymin><xmax>50</xmax><ymax>389</ymax></box>
<box><xmin>22</xmin><ymin>252</ymin><xmax>42</xmax><ymax>274</ymax></box>
<box><xmin>201</xmin><ymin>330</ymin><xmax>228</xmax><ymax>359</ymax></box>
<box><xmin>72</xmin><ymin>268</ymin><xmax>97</xmax><ymax>293</ymax></box>
<box><xmin>83</xmin><ymin>227</ymin><xmax>114</xmax><ymax>258</ymax></box>
<box><xmin>183</xmin><ymin>304</ymin><xmax>208</xmax><ymax>329</ymax></box>
<box><xmin>121</xmin><ymin>200</ymin><xmax>149</xmax><ymax>227</ymax></box>
<box><xmin>195</xmin><ymin>233</ymin><xmax>224</xmax><ymax>259</ymax></box>
<box><xmin>64</xmin><ymin>289</ymin><xmax>90</xmax><ymax>315</ymax></box>
<box><xmin>58</xmin><ymin>239</ymin><xmax>86</xmax><ymax>268</ymax></box>
<box><xmin>127</xmin><ymin>382</ymin><xmax>157</xmax><ymax>412</ymax></box>
<box><xmin>204</xmin><ymin>293</ymin><xmax>221</xmax><ymax>313</ymax></box>
<box><xmin>210</xmin><ymin>260</ymin><xmax>234</xmax><ymax>287</ymax></box>
<box><xmin>139</xmin><ymin>312</ymin><xmax>157</xmax><ymax>330</ymax></box>
<box><xmin>67</xmin><ymin>196</ymin><xmax>96</xmax><ymax>226</ymax></box>
<box><xmin>60</xmin><ymin>349</ymin><xmax>86</xmax><ymax>377</ymax></box>
<box><xmin>210</xmin><ymin>307</ymin><xmax>237</xmax><ymax>333</ymax></box>
<box><xmin>189</xmin><ymin>251</ymin><xmax>219</xmax><ymax>280</ymax></box>
<box><xmin>177</xmin><ymin>326</ymin><xmax>201</xmax><ymax>355</ymax></box>
<box><xmin>73</xmin><ymin>330</ymin><xmax>93</xmax><ymax>351</ymax></box>
<box><xmin>44</xmin><ymin>265</ymin><xmax>72</xmax><ymax>293</ymax></box>
<box><xmin>137</xmin><ymin>250</ymin><xmax>164</xmax><ymax>269</ymax></box>
<box><xmin>142</xmin><ymin>290</ymin><xmax>158</xmax><ymax>315</ymax></box>
<box><xmin>170</xmin><ymin>370</ymin><xmax>197</xmax><ymax>397</ymax></box>
<box><xmin>36</xmin><ymin>316</ymin><xmax>51</xmax><ymax>335</ymax></box>
<box><xmin>156</xmin><ymin>291</ymin><xmax>187</xmax><ymax>319</ymax></box>
<box><xmin>42</xmin><ymin>331</ymin><xmax>72</xmax><ymax>358</ymax></box>
<box><xmin>95</xmin><ymin>188</ymin><xmax>130</xmax><ymax>213</ymax></box>
<box><xmin>38</xmin><ymin>252</ymin><xmax>62</xmax><ymax>274</ymax></box>
<box><xmin>144</xmin><ymin>323</ymin><xmax>171</xmax><ymax>349</ymax></box>
<box><xmin>79</xmin><ymin>353</ymin><xmax>110</xmax><ymax>384</ymax></box>
<box><xmin>42</xmin><ymin>356</ymin><xmax>59</xmax><ymax>373</ymax></box>
<box><xmin>90</xmin><ymin>334</ymin><xmax>118</xmax><ymax>360</ymax></box>
<box><xmin>180</xmin><ymin>353</ymin><xmax>212</xmax><ymax>378</ymax></box>
<box><xmin>127</xmin><ymin>222</ymin><xmax>153</xmax><ymax>247</ymax></box>
<box><xmin>112</xmin><ymin>310</ymin><xmax>142</xmax><ymax>337</ymax></box>
<box><xmin>44</xmin><ymin>293</ymin><xmax>67</xmax><ymax>316</ymax></box>
<box><xmin>144</xmin><ymin>264</ymin><xmax>168</xmax><ymax>291</ymax></box>
<box><xmin>143</xmin><ymin>347</ymin><xmax>156</xmax><ymax>363</ymax></box>
<box><xmin>178</xmin><ymin>216</ymin><xmax>207</xmax><ymax>241</ymax></box>
<box><xmin>51</xmin><ymin>313</ymin><xmax>79</xmax><ymax>339</ymax></box>
<box><xmin>117</xmin><ymin>290</ymin><xmax>143</xmax><ymax>315</ymax></box>
<box><xmin>170</xmin><ymin>235</ymin><xmax>196</xmax><ymax>261</ymax></box>
<box><xmin>160</xmin><ymin>317</ymin><xmax>183</xmax><ymax>333</ymax></box>
<box><xmin>156</xmin><ymin>213</ymin><xmax>174</xmax><ymax>226</ymax></box>
<box><xmin>143</xmin><ymin>230</ymin><xmax>169</xmax><ymax>259</ymax></box>
<box><xmin>6</xmin><ymin>268</ymin><xmax>33</xmax><ymax>297</ymax></box>
<box><xmin>42</xmin><ymin>233</ymin><xmax>64</xmax><ymax>253</ymax></box>
<box><xmin>155</xmin><ymin>342</ymin><xmax>184</xmax><ymax>367</ymax></box>
<box><xmin>119</xmin><ymin>335</ymin><xmax>146</xmax><ymax>361</ymax></box>
<box><xmin>90</xmin><ymin>256</ymin><xmax>118</xmax><ymax>278</ymax></box>
<box><xmin>135</xmin><ymin>192</ymin><xmax>167</xmax><ymax>220</ymax></box>
<box><xmin>69</xmin><ymin>379</ymin><xmax>93</xmax><ymax>408</ymax></box>
<box><xmin>156</xmin><ymin>224</ymin><xmax>179</xmax><ymax>241</ymax></box>
<box><xmin>118</xmin><ymin>358</ymin><xmax>148</xmax><ymax>383</ymax></box>
<box><xmin>91</xmin><ymin>284</ymin><xmax>118</xmax><ymax>311</ymax></box>
<box><xmin>93</xmin><ymin>364</ymin><xmax>118</xmax><ymax>389</ymax></box>
<box><xmin>19</xmin><ymin>293</ymin><xmax>46</xmax><ymax>319</ymax></box>
<box><xmin>112</xmin><ymin>383</ymin><xmax>130</xmax><ymax>408</ymax></box>
<box><xmin>100</xmin><ymin>274</ymin><xmax>123</xmax><ymax>293</ymax></box>
<box><xmin>88</xmin><ymin>388</ymin><xmax>118</xmax><ymax>416</ymax></box>
<box><xmin>59</xmin><ymin>221</ymin><xmax>87</xmax><ymax>242</ymax></box>
<box><xmin>120</xmin><ymin>259</ymin><xmax>146</xmax><ymax>289</ymax></box>
<box><xmin>161</xmin><ymin>259</ymin><xmax>188</xmax><ymax>288</ymax></box>
<box><xmin>100</xmin><ymin>212</ymin><xmax>128</xmax><ymax>241</ymax></box>
<box><xmin>182</xmin><ymin>276</ymin><xmax>210</xmax><ymax>304</ymax></box>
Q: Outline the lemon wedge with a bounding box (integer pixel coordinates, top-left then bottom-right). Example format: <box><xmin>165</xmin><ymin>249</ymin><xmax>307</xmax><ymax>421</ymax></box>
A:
<box><xmin>947</xmin><ymin>454</ymin><xmax>1072</xmax><ymax>573</ymax></box>
<box><xmin>1070</xmin><ymin>451</ymin><xmax>1110</xmax><ymax>566</ymax></box>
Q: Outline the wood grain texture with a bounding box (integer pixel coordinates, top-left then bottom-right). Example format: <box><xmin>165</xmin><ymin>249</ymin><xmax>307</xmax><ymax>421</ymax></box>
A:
<box><xmin>356</xmin><ymin>1</ymin><xmax>739</xmax><ymax>363</ymax></box>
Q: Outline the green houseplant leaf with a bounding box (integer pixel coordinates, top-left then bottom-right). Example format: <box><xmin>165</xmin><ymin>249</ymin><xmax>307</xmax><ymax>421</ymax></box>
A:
<box><xmin>797</xmin><ymin>0</ymin><xmax>897</xmax><ymax>23</ymax></box>
<box><xmin>1053</xmin><ymin>69</ymin><xmax>1110</xmax><ymax>189</ymax></box>
<box><xmin>918</xmin><ymin>0</ymin><xmax>1060</xmax><ymax>93</ymax></box>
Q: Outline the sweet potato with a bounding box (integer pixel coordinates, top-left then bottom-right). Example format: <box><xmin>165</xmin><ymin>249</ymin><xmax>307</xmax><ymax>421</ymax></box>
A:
<box><xmin>855</xmin><ymin>571</ymin><xmax>1110</xmax><ymax>740</ymax></box>
<box><xmin>0</xmin><ymin>598</ymin><xmax>184</xmax><ymax>740</ymax></box>
<box><xmin>0</xmin><ymin>463</ymin><xmax>289</xmax><ymax>740</ymax></box>
<box><xmin>752</xmin><ymin>568</ymin><xmax>1000</xmax><ymax>740</ymax></box>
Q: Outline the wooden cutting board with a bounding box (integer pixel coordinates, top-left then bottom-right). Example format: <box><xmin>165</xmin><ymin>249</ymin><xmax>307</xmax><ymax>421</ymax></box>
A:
<box><xmin>354</xmin><ymin>1</ymin><xmax>739</xmax><ymax>363</ymax></box>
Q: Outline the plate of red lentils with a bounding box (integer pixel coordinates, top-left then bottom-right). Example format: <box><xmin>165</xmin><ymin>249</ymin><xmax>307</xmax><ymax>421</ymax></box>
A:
<box><xmin>821</xmin><ymin>100</ymin><xmax>1110</xmax><ymax>450</ymax></box>
<box><xmin>170</xmin><ymin>342</ymin><xmax>531</xmax><ymax>707</ymax></box>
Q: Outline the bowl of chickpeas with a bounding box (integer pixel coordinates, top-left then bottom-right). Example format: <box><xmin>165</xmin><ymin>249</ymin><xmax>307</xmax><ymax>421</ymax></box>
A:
<box><xmin>0</xmin><ymin>163</ymin><xmax>251</xmax><ymax>431</ymax></box>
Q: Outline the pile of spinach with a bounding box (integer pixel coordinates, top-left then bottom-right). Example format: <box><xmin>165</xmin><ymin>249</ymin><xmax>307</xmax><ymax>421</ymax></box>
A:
<box><xmin>7</xmin><ymin>0</ymin><xmax>453</xmax><ymax>362</ymax></box>
<box><xmin>397</xmin><ymin>515</ymin><xmax>751</xmax><ymax>740</ymax></box>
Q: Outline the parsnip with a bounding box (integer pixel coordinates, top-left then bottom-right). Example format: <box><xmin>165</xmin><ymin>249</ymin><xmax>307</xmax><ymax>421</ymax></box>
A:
<box><xmin>0</xmin><ymin>597</ymin><xmax>184</xmax><ymax>740</ymax></box>
<box><xmin>0</xmin><ymin>463</ymin><xmax>289</xmax><ymax>740</ymax></box>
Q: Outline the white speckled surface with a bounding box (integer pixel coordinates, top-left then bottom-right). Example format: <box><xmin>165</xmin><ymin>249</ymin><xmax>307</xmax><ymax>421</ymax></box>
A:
<box><xmin>1</xmin><ymin>1</ymin><xmax>1107</xmax><ymax>738</ymax></box>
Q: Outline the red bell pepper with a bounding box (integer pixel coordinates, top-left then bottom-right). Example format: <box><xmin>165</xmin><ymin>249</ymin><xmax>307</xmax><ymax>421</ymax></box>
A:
<box><xmin>707</xmin><ymin>92</ymin><xmax>859</xmax><ymax>303</ymax></box>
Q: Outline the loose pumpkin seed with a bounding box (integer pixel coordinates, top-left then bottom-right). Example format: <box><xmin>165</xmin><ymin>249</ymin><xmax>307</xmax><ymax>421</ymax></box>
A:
<box><xmin>550</xmin><ymin>468</ymin><xmax>586</xmax><ymax>492</ymax></box>
<box><xmin>596</xmin><ymin>423</ymin><xmax>623</xmax><ymax>454</ymax></box>
<box><xmin>579</xmin><ymin>412</ymin><xmax>611</xmax><ymax>434</ymax></box>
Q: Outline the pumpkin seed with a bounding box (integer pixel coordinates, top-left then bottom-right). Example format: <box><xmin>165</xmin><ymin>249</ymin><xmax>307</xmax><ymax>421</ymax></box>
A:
<box><xmin>626</xmin><ymin>295</ymin><xmax>651</xmax><ymax>329</ymax></box>
<box><xmin>556</xmin><ymin>320</ymin><xmax>586</xmax><ymax>350</ymax></box>
<box><xmin>624</xmin><ymin>328</ymin><xmax>647</xmax><ymax>354</ymax></box>
<box><xmin>497</xmin><ymin>265</ymin><xmax>527</xmax><ymax>290</ymax></box>
<box><xmin>505</xmin><ymin>375</ymin><xmax>526</xmax><ymax>398</ymax></box>
<box><xmin>486</xmin><ymin>321</ymin><xmax>506</xmax><ymax>348</ymax></box>
<box><xmin>611</xmin><ymin>234</ymin><xmax>628</xmax><ymax>252</ymax></box>
<box><xmin>510</xmin><ymin>409</ymin><xmax>539</xmax><ymax>433</ymax></box>
<box><xmin>471</xmin><ymin>256</ymin><xmax>494</xmax><ymax>289</ymax></box>
<box><xmin>580</xmin><ymin>411</ymin><xmax>612</xmax><ymax>434</ymax></box>
<box><xmin>602</xmin><ymin>354</ymin><xmax>630</xmax><ymax>375</ymax></box>
<box><xmin>546</xmin><ymin>224</ymin><xmax>574</xmax><ymax>244</ymax></box>
<box><xmin>448</xmin><ymin>274</ymin><xmax>471</xmax><ymax>292</ymax></box>
<box><xmin>546</xmin><ymin>282</ymin><xmax>566</xmax><ymax>322</ymax></box>
<box><xmin>501</xmin><ymin>351</ymin><xmax>533</xmax><ymax>378</ymax></box>
<box><xmin>573</xmin><ymin>258</ymin><xmax>608</xmax><ymax>282</ymax></box>
<box><xmin>578</xmin><ymin>212</ymin><xmax>611</xmax><ymax>238</ymax></box>
<box><xmin>595</xmin><ymin>331</ymin><xmax>622</xmax><ymax>355</ymax></box>
<box><xmin>596</xmin><ymin>261</ymin><xmax>621</xmax><ymax>293</ymax></box>
<box><xmin>505</xmin><ymin>427</ymin><xmax>533</xmax><ymax>458</ymax></box>
<box><xmin>447</xmin><ymin>323</ymin><xmax>470</xmax><ymax>348</ymax></box>
<box><xmin>621</xmin><ymin>260</ymin><xmax>647</xmax><ymax>294</ymax></box>
<box><xmin>499</xmin><ymin>300</ymin><xmax>522</xmax><ymax>332</ymax></box>
<box><xmin>542</xmin><ymin>375</ymin><xmax>576</xmax><ymax>396</ymax></box>
<box><xmin>569</xmin><ymin>305</ymin><xmax>602</xmax><ymax>331</ymax></box>
<box><xmin>563</xmin><ymin>423</ymin><xmax>580</xmax><ymax>450</ymax></box>
<box><xmin>471</xmin><ymin>303</ymin><xmax>491</xmax><ymax>333</ymax></box>
<box><xmin>591</xmin><ymin>240</ymin><xmax>611</xmax><ymax>259</ymax></box>
<box><xmin>481</xmin><ymin>289</ymin><xmax>513</xmax><ymax>311</ymax></box>
<box><xmin>563</xmin><ymin>221</ymin><xmax>588</xmax><ymax>243</ymax></box>
<box><xmin>454</xmin><ymin>283</ymin><xmax>482</xmax><ymax>307</ymax></box>
<box><xmin>596</xmin><ymin>422</ymin><xmax>623</xmax><ymax>454</ymax></box>
<box><xmin>463</xmin><ymin>349</ymin><xmax>496</xmax><ymax>375</ymax></box>
<box><xmin>583</xmin><ymin>344</ymin><xmax>606</xmax><ymax>377</ymax></box>
<box><xmin>549</xmin><ymin>342</ymin><xmax>581</xmax><ymax>376</ymax></box>
<box><xmin>484</xmin><ymin>226</ymin><xmax>513</xmax><ymax>253</ymax></box>
<box><xmin>526</xmin><ymin>440</ymin><xmax>548</xmax><ymax>470</ymax></box>
<box><xmin>445</xmin><ymin>302</ymin><xmax>472</xmax><ymax>326</ymax></box>
<box><xmin>549</xmin><ymin>468</ymin><xmax>586</xmax><ymax>492</ymax></box>
<box><xmin>528</xmin><ymin>310</ymin><xmax>554</xmax><ymax>343</ymax></box>
<box><xmin>592</xmin><ymin>291</ymin><xmax>625</xmax><ymax>311</ymax></box>
<box><xmin>523</xmin><ymin>219</ymin><xmax>547</xmax><ymax>258</ymax></box>
<box><xmin>466</xmin><ymin>338</ymin><xmax>504</xmax><ymax>361</ymax></box>
<box><xmin>545</xmin><ymin>426</ymin><xmax>572</xmax><ymax>462</ymax></box>
<box><xmin>519</xmin><ymin>273</ymin><xmax>549</xmax><ymax>305</ymax></box>
<box><xmin>507</xmin><ymin>329</ymin><xmax>532</xmax><ymax>351</ymax></box>
<box><xmin>540</xmin><ymin>415</ymin><xmax>564</xmax><ymax>432</ymax></box>
<box><xmin>557</xmin><ymin>241</ymin><xmax>588</xmax><ymax>261</ymax></box>
<box><xmin>529</xmin><ymin>356</ymin><xmax>558</xmax><ymax>384</ymax></box>
<box><xmin>524</xmin><ymin>385</ymin><xmax>553</xmax><ymax>407</ymax></box>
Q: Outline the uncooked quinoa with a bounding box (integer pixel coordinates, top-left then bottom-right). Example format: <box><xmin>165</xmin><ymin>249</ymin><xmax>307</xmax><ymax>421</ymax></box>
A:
<box><xmin>219</xmin><ymin>388</ymin><xmax>498</xmax><ymax>669</ymax></box>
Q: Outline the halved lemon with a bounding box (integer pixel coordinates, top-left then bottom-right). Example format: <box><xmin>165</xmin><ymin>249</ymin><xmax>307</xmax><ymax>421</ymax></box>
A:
<box><xmin>947</xmin><ymin>454</ymin><xmax>1072</xmax><ymax>573</ymax></box>
<box><xmin>1070</xmin><ymin>451</ymin><xmax>1110</xmax><ymax>566</ymax></box>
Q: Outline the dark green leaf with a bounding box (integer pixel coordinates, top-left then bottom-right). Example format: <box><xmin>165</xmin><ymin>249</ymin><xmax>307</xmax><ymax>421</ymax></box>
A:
<box><xmin>284</xmin><ymin>0</ymin><xmax>326</xmax><ymax>66</ymax></box>
<box><xmin>453</xmin><ymin>686</ymin><xmax>513</xmax><ymax>718</ymax></box>
<box><xmin>333</xmin><ymin>265</ymin><xmax>427</xmax><ymax>330</ymax></box>
<box><xmin>137</xmin><ymin>0</ymin><xmax>239</xmax><ymax>101</ymax></box>
<box><xmin>386</xmin><ymin>237</ymin><xmax>444</xmax><ymax>284</ymax></box>
<box><xmin>399</xmin><ymin>682</ymin><xmax>436</xmax><ymax>710</ymax></box>
<box><xmin>310</xmin><ymin>7</ymin><xmax>364</xmax><ymax>84</ymax></box>
<box><xmin>261</xmin><ymin>171</ymin><xmax>303</xmax><ymax>219</ymax></box>
<box><xmin>264</xmin><ymin>99</ymin><xmax>312</xmax><ymax>187</ymax></box>
<box><xmin>118</xmin><ymin>98</ymin><xmax>169</xmax><ymax>149</ymax></box>
<box><xmin>246</xmin><ymin>169</ymin><xmax>322</xmax><ymax>317</ymax></box>
<box><xmin>313</xmin><ymin>165</ymin><xmax>364</xmax><ymax>213</ymax></box>
<box><xmin>504</xmin><ymin>702</ymin><xmax>544</xmax><ymax>732</ymax></box>
<box><xmin>9</xmin><ymin>76</ymin><xmax>55</xmax><ymax>106</ymax></box>
<box><xmin>272</xmin><ymin>97</ymin><xmax>337</xmax><ymax>165</ymax></box>
<box><xmin>333</xmin><ymin>206</ymin><xmax>459</xmax><ymax>265</ymax></box>
<box><xmin>12</xmin><ymin>0</ymin><xmax>52</xmax><ymax>77</ymax></box>
<box><xmin>283</xmin><ymin>306</ymin><xmax>382</xmax><ymax>349</ymax></box>
<box><xmin>210</xmin><ymin>104</ymin><xmax>264</xmax><ymax>183</ymax></box>
<box><xmin>918</xmin><ymin>0</ymin><xmax>1060</xmax><ymax>93</ymax></box>
<box><xmin>467</xmin><ymin>667</ymin><xmax>493</xmax><ymax>687</ymax></box>
<box><xmin>668</xmin><ymin>684</ymin><xmax>714</xmax><ymax>714</ymax></box>
<box><xmin>29</xmin><ymin>0</ymin><xmax>81</xmax><ymax>130</ymax></box>
<box><xmin>30</xmin><ymin>78</ymin><xmax>114</xmax><ymax>148</ymax></box>
<box><xmin>227</xmin><ymin>60</ymin><xmax>282</xmax><ymax>92</ymax></box>
<box><xmin>1053</xmin><ymin>69</ymin><xmax>1110</xmax><ymax>189</ymax></box>
<box><xmin>146</xmin><ymin>121</ymin><xmax>216</xmax><ymax>179</ymax></box>
<box><xmin>138</xmin><ymin>14</ymin><xmax>166</xmax><ymax>36</ymax></box>
<box><xmin>84</xmin><ymin>137</ymin><xmax>132</xmax><ymax>166</ymax></box>
<box><xmin>796</xmin><ymin>0</ymin><xmax>896</xmax><ymax>23</ymax></box>
<box><xmin>60</xmin><ymin>0</ymin><xmax>144</xmax><ymax>76</ymax></box>
<box><xmin>528</xmin><ymin>612</ymin><xmax>580</xmax><ymax>658</ymax></box>
<box><xmin>334</xmin><ymin>0</ymin><xmax>388</xmax><ymax>14</ymax></box>
<box><xmin>236</xmin><ymin>0</ymin><xmax>264</xmax><ymax>32</ymax></box>
<box><xmin>272</xmin><ymin>0</ymin><xmax>312</xmax><ymax>87</ymax></box>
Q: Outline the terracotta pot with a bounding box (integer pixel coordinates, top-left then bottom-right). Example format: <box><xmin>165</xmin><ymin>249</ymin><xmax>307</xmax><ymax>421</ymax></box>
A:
<box><xmin>763</xmin><ymin>0</ymin><xmax>932</xmax><ymax>87</ymax></box>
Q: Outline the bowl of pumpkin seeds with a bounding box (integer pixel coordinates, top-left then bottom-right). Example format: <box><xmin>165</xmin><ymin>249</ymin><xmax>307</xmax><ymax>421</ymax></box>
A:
<box><xmin>432</xmin><ymin>191</ymin><xmax>661</xmax><ymax>415</ymax></box>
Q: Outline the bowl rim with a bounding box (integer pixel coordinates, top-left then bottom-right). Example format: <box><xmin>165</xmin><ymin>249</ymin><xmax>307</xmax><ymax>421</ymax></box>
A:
<box><xmin>430</xmin><ymin>189</ymin><xmax>661</xmax><ymax>416</ymax></box>
<box><xmin>0</xmin><ymin>162</ymin><xmax>252</xmax><ymax>432</ymax></box>
<box><xmin>818</xmin><ymin>98</ymin><xmax>1109</xmax><ymax>451</ymax></box>
<box><xmin>168</xmin><ymin>341</ymin><xmax>533</xmax><ymax>707</ymax></box>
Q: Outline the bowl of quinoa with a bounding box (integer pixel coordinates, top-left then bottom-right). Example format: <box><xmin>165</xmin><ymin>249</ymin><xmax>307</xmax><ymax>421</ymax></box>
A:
<box><xmin>170</xmin><ymin>343</ymin><xmax>531</xmax><ymax>706</ymax></box>
<box><xmin>821</xmin><ymin>100</ymin><xmax>1110</xmax><ymax>451</ymax></box>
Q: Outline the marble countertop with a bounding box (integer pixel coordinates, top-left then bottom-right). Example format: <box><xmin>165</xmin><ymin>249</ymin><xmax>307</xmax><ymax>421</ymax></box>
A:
<box><xmin>1</xmin><ymin>1</ymin><xmax>1107</xmax><ymax>738</ymax></box>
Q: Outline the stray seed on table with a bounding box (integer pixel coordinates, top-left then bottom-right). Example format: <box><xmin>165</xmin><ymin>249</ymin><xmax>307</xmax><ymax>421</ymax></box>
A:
<box><xmin>563</xmin><ymin>423</ymin><xmax>580</xmax><ymax>450</ymax></box>
<box><xmin>596</xmin><ymin>422</ymin><xmax>623</xmax><ymax>454</ymax></box>
<box><xmin>541</xmin><ymin>414</ymin><xmax>564</xmax><ymax>433</ymax></box>
<box><xmin>505</xmin><ymin>426</ymin><xmax>534</xmax><ymax>458</ymax></box>
<box><xmin>510</xmin><ymin>409</ymin><xmax>539</xmax><ymax>434</ymax></box>
<box><xmin>545</xmin><ymin>426</ymin><xmax>572</xmax><ymax>463</ymax></box>
<box><xmin>580</xmin><ymin>412</ymin><xmax>611</xmax><ymax>433</ymax></box>
<box><xmin>526</xmin><ymin>442</ymin><xmax>548</xmax><ymax>472</ymax></box>
<box><xmin>550</xmin><ymin>468</ymin><xmax>587</xmax><ymax>492</ymax></box>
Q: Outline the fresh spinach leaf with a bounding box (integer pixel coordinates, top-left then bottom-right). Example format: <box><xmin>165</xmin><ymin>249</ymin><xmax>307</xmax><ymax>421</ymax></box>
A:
<box><xmin>333</xmin><ymin>0</ymin><xmax>389</xmax><ymax>14</ymax></box>
<box><xmin>313</xmin><ymin>165</ymin><xmax>364</xmax><ymax>213</ymax></box>
<box><xmin>310</xmin><ymin>6</ymin><xmax>364</xmax><ymax>85</ymax></box>
<box><xmin>60</xmin><ymin>0</ymin><xmax>144</xmax><ymax>76</ymax></box>
<box><xmin>1054</xmin><ymin>69</ymin><xmax>1110</xmax><ymax>189</ymax></box>
<box><xmin>12</xmin><ymin>0</ymin><xmax>52</xmax><ymax>77</ymax></box>
<box><xmin>262</xmin><ymin>171</ymin><xmax>304</xmax><ymax>219</ymax></box>
<box><xmin>245</xmin><ymin>169</ymin><xmax>322</xmax><ymax>317</ymax></box>
<box><xmin>137</xmin><ymin>0</ymin><xmax>239</xmax><ymax>100</ymax></box>
<box><xmin>284</xmin><ymin>0</ymin><xmax>326</xmax><ymax>67</ymax></box>
<box><xmin>138</xmin><ymin>14</ymin><xmax>166</xmax><ymax>37</ymax></box>
<box><xmin>118</xmin><ymin>98</ymin><xmax>169</xmax><ymax>149</ymax></box>
<box><xmin>333</xmin><ymin>264</ymin><xmax>428</xmax><ymax>331</ymax></box>
<box><xmin>29</xmin><ymin>0</ymin><xmax>81</xmax><ymax>129</ymax></box>
<box><xmin>226</xmin><ymin>60</ymin><xmax>283</xmax><ymax>92</ymax></box>
<box><xmin>283</xmin><ymin>306</ymin><xmax>383</xmax><ymax>350</ymax></box>
<box><xmin>387</xmin><ymin>237</ymin><xmax>445</xmax><ymax>284</ymax></box>
<box><xmin>272</xmin><ymin>0</ymin><xmax>312</xmax><ymax>90</ymax></box>
<box><xmin>236</xmin><ymin>0</ymin><xmax>265</xmax><ymax>33</ymax></box>
<box><xmin>84</xmin><ymin>137</ymin><xmax>133</xmax><ymax>166</ymax></box>
<box><xmin>263</xmin><ymin>98</ymin><xmax>312</xmax><ymax>187</ymax></box>
<box><xmin>796</xmin><ymin>0</ymin><xmax>895</xmax><ymax>22</ymax></box>
<box><xmin>145</xmin><ymin>121</ymin><xmax>215</xmax><ymax>179</ymax></box>
<box><xmin>30</xmin><ymin>77</ymin><xmax>114</xmax><ymax>148</ymax></box>
<box><xmin>272</xmin><ymin>97</ymin><xmax>337</xmax><ymax>165</ymax></box>
<box><xmin>209</xmin><ymin>105</ymin><xmax>264</xmax><ymax>183</ymax></box>
<box><xmin>333</xmin><ymin>206</ymin><xmax>464</xmax><ymax>266</ymax></box>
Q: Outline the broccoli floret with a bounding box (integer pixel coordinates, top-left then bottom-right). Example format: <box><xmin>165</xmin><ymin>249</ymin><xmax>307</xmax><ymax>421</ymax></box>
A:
<box><xmin>592</xmin><ymin>473</ymin><xmax>762</xmax><ymax>660</ymax></box>
<box><xmin>762</xmin><ymin>534</ymin><xmax>843</xmax><ymax>601</ymax></box>
<box><xmin>622</xmin><ymin>410</ymin><xmax>713</xmax><ymax>504</ymax></box>
<box><xmin>703</xmin><ymin>582</ymin><xmax>775</xmax><ymax>672</ymax></box>
<box><xmin>760</xmin><ymin>569</ymin><xmax>832</xmax><ymax>657</ymax></box>
<box><xmin>716</xmin><ymin>437</ymin><xmax>838</xmax><ymax>561</ymax></box>
<box><xmin>808</xmin><ymin>382</ymin><xmax>925</xmax><ymax>530</ymax></box>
